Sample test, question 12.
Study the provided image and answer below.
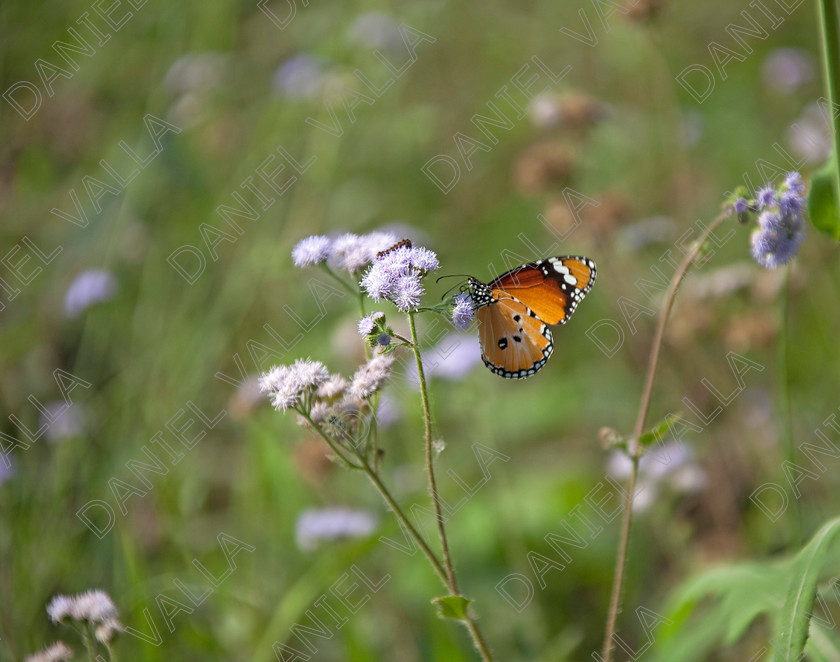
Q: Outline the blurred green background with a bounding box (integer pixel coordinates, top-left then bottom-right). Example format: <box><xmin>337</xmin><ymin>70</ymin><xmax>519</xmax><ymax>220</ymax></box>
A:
<box><xmin>2</xmin><ymin>0</ymin><xmax>840</xmax><ymax>659</ymax></box>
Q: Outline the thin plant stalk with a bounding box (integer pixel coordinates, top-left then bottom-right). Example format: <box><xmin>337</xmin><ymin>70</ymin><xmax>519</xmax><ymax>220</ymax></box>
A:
<box><xmin>302</xmin><ymin>409</ymin><xmax>495</xmax><ymax>661</ymax></box>
<box><xmin>778</xmin><ymin>266</ymin><xmax>802</xmax><ymax>545</ymax></box>
<box><xmin>408</xmin><ymin>311</ymin><xmax>460</xmax><ymax>593</ymax></box>
<box><xmin>817</xmin><ymin>0</ymin><xmax>840</xmax><ymax>202</ymax></box>
<box><xmin>600</xmin><ymin>209</ymin><xmax>731</xmax><ymax>662</ymax></box>
<box><xmin>407</xmin><ymin>311</ymin><xmax>495</xmax><ymax>662</ymax></box>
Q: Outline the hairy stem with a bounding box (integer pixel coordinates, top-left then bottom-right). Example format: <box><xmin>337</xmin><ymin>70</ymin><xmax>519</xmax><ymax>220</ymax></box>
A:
<box><xmin>408</xmin><ymin>311</ymin><xmax>495</xmax><ymax>662</ymax></box>
<box><xmin>408</xmin><ymin>311</ymin><xmax>459</xmax><ymax>593</ymax></box>
<box><xmin>304</xmin><ymin>408</ymin><xmax>494</xmax><ymax>661</ymax></box>
<box><xmin>600</xmin><ymin>209</ymin><xmax>731</xmax><ymax>662</ymax></box>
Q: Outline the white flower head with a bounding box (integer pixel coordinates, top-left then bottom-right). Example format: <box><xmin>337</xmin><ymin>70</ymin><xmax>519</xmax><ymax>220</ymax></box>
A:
<box><xmin>260</xmin><ymin>359</ymin><xmax>329</xmax><ymax>412</ymax></box>
<box><xmin>24</xmin><ymin>641</ymin><xmax>74</xmax><ymax>662</ymax></box>
<box><xmin>349</xmin><ymin>355</ymin><xmax>395</xmax><ymax>400</ymax></box>
<box><xmin>47</xmin><ymin>595</ymin><xmax>75</xmax><ymax>623</ymax></box>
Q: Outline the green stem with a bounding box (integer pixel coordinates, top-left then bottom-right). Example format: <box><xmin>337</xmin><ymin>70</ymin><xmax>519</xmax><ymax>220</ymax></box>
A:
<box><xmin>408</xmin><ymin>311</ymin><xmax>495</xmax><ymax>662</ymax></box>
<box><xmin>817</xmin><ymin>0</ymin><xmax>840</xmax><ymax>199</ymax></box>
<box><xmin>779</xmin><ymin>266</ymin><xmax>802</xmax><ymax>545</ymax></box>
<box><xmin>600</xmin><ymin>210</ymin><xmax>731</xmax><ymax>662</ymax></box>
<box><xmin>321</xmin><ymin>263</ymin><xmax>360</xmax><ymax>297</ymax></box>
<box><xmin>408</xmin><ymin>311</ymin><xmax>460</xmax><ymax>594</ymax></box>
<box><xmin>300</xmin><ymin>411</ymin><xmax>362</xmax><ymax>470</ymax></box>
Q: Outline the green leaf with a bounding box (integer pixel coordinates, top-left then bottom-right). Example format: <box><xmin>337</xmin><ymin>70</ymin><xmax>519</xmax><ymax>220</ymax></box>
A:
<box><xmin>648</xmin><ymin>517</ymin><xmax>840</xmax><ymax>662</ymax></box>
<box><xmin>772</xmin><ymin>517</ymin><xmax>840</xmax><ymax>662</ymax></box>
<box><xmin>432</xmin><ymin>595</ymin><xmax>472</xmax><ymax>621</ymax></box>
<box><xmin>638</xmin><ymin>414</ymin><xmax>683</xmax><ymax>448</ymax></box>
<box><xmin>807</xmin><ymin>158</ymin><xmax>840</xmax><ymax>241</ymax></box>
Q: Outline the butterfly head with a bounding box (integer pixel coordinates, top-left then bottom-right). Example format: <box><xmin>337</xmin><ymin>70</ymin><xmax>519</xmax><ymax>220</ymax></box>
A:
<box><xmin>467</xmin><ymin>277</ymin><xmax>495</xmax><ymax>309</ymax></box>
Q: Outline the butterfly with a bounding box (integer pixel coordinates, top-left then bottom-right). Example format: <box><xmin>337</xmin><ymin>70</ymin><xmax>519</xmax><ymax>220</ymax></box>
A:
<box><xmin>468</xmin><ymin>256</ymin><xmax>596</xmax><ymax>379</ymax></box>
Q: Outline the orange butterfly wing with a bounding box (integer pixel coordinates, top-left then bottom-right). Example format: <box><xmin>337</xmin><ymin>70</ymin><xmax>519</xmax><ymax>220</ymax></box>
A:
<box><xmin>490</xmin><ymin>256</ymin><xmax>596</xmax><ymax>325</ymax></box>
<box><xmin>476</xmin><ymin>291</ymin><xmax>553</xmax><ymax>379</ymax></box>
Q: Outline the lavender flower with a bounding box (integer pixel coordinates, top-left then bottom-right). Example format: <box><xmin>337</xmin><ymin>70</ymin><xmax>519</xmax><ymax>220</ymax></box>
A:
<box><xmin>260</xmin><ymin>359</ymin><xmax>330</xmax><ymax>411</ymax></box>
<box><xmin>292</xmin><ymin>235</ymin><xmax>332</xmax><ymax>267</ymax></box>
<box><xmin>751</xmin><ymin>224</ymin><xmax>805</xmax><ymax>269</ymax></box>
<box><xmin>733</xmin><ymin>197</ymin><xmax>749</xmax><ymax>215</ymax></box>
<box><xmin>409</xmin><ymin>333</ymin><xmax>482</xmax><ymax>383</ymax></box>
<box><xmin>451</xmin><ymin>293</ymin><xmax>475</xmax><ymax>330</ymax></box>
<box><xmin>360</xmin><ymin>244</ymin><xmax>439</xmax><ymax>311</ymax></box>
<box><xmin>273</xmin><ymin>54</ymin><xmax>324</xmax><ymax>99</ymax></box>
<box><xmin>607</xmin><ymin>442</ymin><xmax>706</xmax><ymax>512</ymax></box>
<box><xmin>24</xmin><ymin>642</ymin><xmax>74</xmax><ymax>662</ymax></box>
<box><xmin>349</xmin><ymin>355</ymin><xmax>395</xmax><ymax>400</ymax></box>
<box><xmin>357</xmin><ymin>311</ymin><xmax>384</xmax><ymax>336</ymax></box>
<box><xmin>63</xmin><ymin>269</ymin><xmax>116</xmax><ymax>317</ymax></box>
<box><xmin>761</xmin><ymin>48</ymin><xmax>814</xmax><ymax>94</ymax></box>
<box><xmin>295</xmin><ymin>507</ymin><xmax>377</xmax><ymax>550</ymax></box>
<box><xmin>392</xmin><ymin>274</ymin><xmax>423</xmax><ymax>311</ymax></box>
<box><xmin>47</xmin><ymin>589</ymin><xmax>119</xmax><ymax>624</ymax></box>
<box><xmin>347</xmin><ymin>12</ymin><xmax>402</xmax><ymax>51</ymax></box>
<box><xmin>0</xmin><ymin>453</ymin><xmax>14</xmax><ymax>485</ymax></box>
<box><xmin>40</xmin><ymin>402</ymin><xmax>86</xmax><ymax>443</ymax></box>
<box><xmin>749</xmin><ymin>172</ymin><xmax>808</xmax><ymax>269</ymax></box>
<box><xmin>756</xmin><ymin>185</ymin><xmax>776</xmax><ymax>209</ymax></box>
<box><xmin>330</xmin><ymin>231</ymin><xmax>400</xmax><ymax>274</ymax></box>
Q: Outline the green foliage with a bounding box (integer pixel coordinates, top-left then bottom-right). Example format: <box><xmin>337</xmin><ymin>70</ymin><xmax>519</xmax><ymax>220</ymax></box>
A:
<box><xmin>807</xmin><ymin>158</ymin><xmax>840</xmax><ymax>241</ymax></box>
<box><xmin>650</xmin><ymin>517</ymin><xmax>840</xmax><ymax>662</ymax></box>
<box><xmin>432</xmin><ymin>595</ymin><xmax>473</xmax><ymax>621</ymax></box>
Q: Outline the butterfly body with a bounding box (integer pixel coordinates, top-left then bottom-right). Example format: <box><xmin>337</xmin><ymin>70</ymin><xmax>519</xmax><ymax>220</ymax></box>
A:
<box><xmin>469</xmin><ymin>256</ymin><xmax>596</xmax><ymax>379</ymax></box>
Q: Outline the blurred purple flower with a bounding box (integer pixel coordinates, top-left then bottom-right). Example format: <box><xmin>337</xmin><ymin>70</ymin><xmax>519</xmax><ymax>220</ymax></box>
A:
<box><xmin>786</xmin><ymin>102</ymin><xmax>832</xmax><ymax>163</ymax></box>
<box><xmin>761</xmin><ymin>48</ymin><xmax>815</xmax><ymax>94</ymax></box>
<box><xmin>163</xmin><ymin>52</ymin><xmax>228</xmax><ymax>95</ymax></box>
<box><xmin>756</xmin><ymin>185</ymin><xmax>776</xmax><ymax>209</ymax></box>
<box><xmin>374</xmin><ymin>391</ymin><xmax>400</xmax><ymax>428</ymax></box>
<box><xmin>273</xmin><ymin>54</ymin><xmax>324</xmax><ymax>99</ymax></box>
<box><xmin>451</xmin><ymin>293</ymin><xmax>474</xmax><ymax>330</ymax></box>
<box><xmin>376</xmin><ymin>333</ymin><xmax>391</xmax><ymax>346</ymax></box>
<box><xmin>40</xmin><ymin>402</ymin><xmax>86</xmax><ymax>443</ymax></box>
<box><xmin>295</xmin><ymin>507</ymin><xmax>377</xmax><ymax>550</ymax></box>
<box><xmin>750</xmin><ymin>172</ymin><xmax>808</xmax><ymax>269</ymax></box>
<box><xmin>347</xmin><ymin>12</ymin><xmax>402</xmax><ymax>51</ymax></box>
<box><xmin>292</xmin><ymin>235</ymin><xmax>332</xmax><ymax>267</ymax></box>
<box><xmin>407</xmin><ymin>333</ymin><xmax>481</xmax><ymax>384</ymax></box>
<box><xmin>0</xmin><ymin>453</ymin><xmax>14</xmax><ymax>485</ymax></box>
<box><xmin>64</xmin><ymin>270</ymin><xmax>116</xmax><ymax>318</ymax></box>
<box><xmin>733</xmin><ymin>197</ymin><xmax>749</xmax><ymax>214</ymax></box>
<box><xmin>607</xmin><ymin>442</ymin><xmax>706</xmax><ymax>513</ymax></box>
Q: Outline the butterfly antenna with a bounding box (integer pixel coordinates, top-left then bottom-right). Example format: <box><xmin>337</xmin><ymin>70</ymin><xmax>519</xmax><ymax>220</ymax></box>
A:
<box><xmin>435</xmin><ymin>273</ymin><xmax>471</xmax><ymax>284</ymax></box>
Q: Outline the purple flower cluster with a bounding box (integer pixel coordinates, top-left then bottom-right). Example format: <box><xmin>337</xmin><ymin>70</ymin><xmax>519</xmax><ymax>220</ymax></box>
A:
<box><xmin>291</xmin><ymin>231</ymin><xmax>402</xmax><ymax>274</ymax></box>
<box><xmin>357</xmin><ymin>311</ymin><xmax>384</xmax><ymax>336</ymax></box>
<box><xmin>451</xmin><ymin>293</ymin><xmax>475</xmax><ymax>330</ymax></box>
<box><xmin>749</xmin><ymin>172</ymin><xmax>807</xmax><ymax>269</ymax></box>
<box><xmin>259</xmin><ymin>359</ymin><xmax>329</xmax><ymax>411</ymax></box>
<box><xmin>360</xmin><ymin>245</ymin><xmax>440</xmax><ymax>312</ymax></box>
